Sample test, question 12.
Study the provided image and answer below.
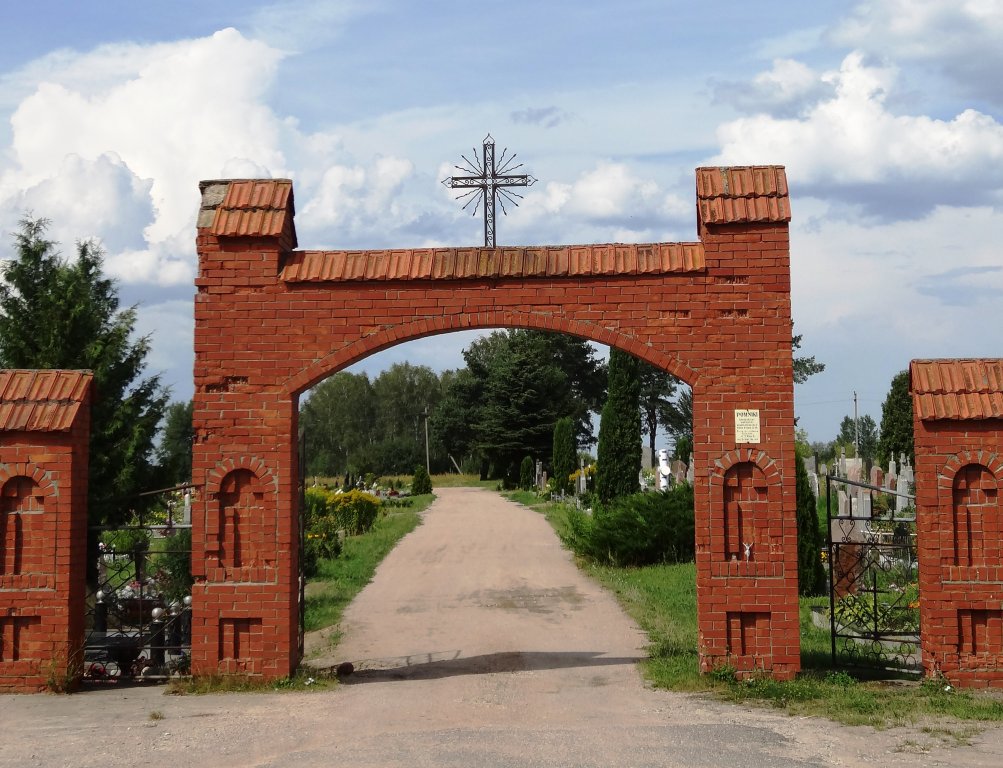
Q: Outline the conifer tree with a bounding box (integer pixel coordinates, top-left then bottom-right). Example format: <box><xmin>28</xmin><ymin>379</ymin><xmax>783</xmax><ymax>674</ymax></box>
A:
<box><xmin>795</xmin><ymin>452</ymin><xmax>826</xmax><ymax>596</ymax></box>
<box><xmin>552</xmin><ymin>416</ymin><xmax>576</xmax><ymax>495</ymax></box>
<box><xmin>877</xmin><ymin>370</ymin><xmax>914</xmax><ymax>466</ymax></box>
<box><xmin>0</xmin><ymin>218</ymin><xmax>168</xmax><ymax>523</ymax></box>
<box><xmin>596</xmin><ymin>348</ymin><xmax>641</xmax><ymax>503</ymax></box>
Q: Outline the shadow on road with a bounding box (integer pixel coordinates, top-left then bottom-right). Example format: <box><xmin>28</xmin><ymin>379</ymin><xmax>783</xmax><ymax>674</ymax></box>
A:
<box><xmin>335</xmin><ymin>650</ymin><xmax>644</xmax><ymax>683</ymax></box>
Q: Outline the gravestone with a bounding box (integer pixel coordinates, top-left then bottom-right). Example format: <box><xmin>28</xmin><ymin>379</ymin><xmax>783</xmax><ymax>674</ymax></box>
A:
<box><xmin>670</xmin><ymin>460</ymin><xmax>687</xmax><ymax>484</ymax></box>
<box><xmin>845</xmin><ymin>458</ymin><xmax>863</xmax><ymax>483</ymax></box>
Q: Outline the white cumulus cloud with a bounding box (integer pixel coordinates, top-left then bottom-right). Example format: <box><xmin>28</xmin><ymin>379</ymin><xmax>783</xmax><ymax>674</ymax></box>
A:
<box><xmin>0</xmin><ymin>28</ymin><xmax>290</xmax><ymax>284</ymax></box>
<box><xmin>830</xmin><ymin>0</ymin><xmax>1003</xmax><ymax>107</ymax></box>
<box><xmin>712</xmin><ymin>52</ymin><xmax>1003</xmax><ymax>218</ymax></box>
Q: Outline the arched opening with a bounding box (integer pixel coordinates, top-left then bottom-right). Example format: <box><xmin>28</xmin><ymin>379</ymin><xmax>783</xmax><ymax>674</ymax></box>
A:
<box><xmin>190</xmin><ymin>168</ymin><xmax>799</xmax><ymax>680</ymax></box>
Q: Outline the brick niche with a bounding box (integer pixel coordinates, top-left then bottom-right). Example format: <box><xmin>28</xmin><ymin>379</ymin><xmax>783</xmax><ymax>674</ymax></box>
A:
<box><xmin>0</xmin><ymin>370</ymin><xmax>91</xmax><ymax>692</ymax></box>
<box><xmin>191</xmin><ymin>166</ymin><xmax>801</xmax><ymax>680</ymax></box>
<box><xmin>912</xmin><ymin>359</ymin><xmax>1003</xmax><ymax>687</ymax></box>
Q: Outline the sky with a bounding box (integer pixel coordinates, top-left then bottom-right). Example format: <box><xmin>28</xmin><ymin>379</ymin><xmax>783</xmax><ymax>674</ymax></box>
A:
<box><xmin>0</xmin><ymin>0</ymin><xmax>1001</xmax><ymax>445</ymax></box>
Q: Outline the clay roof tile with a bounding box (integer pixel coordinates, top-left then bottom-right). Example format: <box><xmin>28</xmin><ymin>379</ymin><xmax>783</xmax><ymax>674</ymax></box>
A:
<box><xmin>280</xmin><ymin>243</ymin><xmax>707</xmax><ymax>283</ymax></box>
<box><xmin>910</xmin><ymin>359</ymin><xmax>1003</xmax><ymax>420</ymax></box>
<box><xmin>695</xmin><ymin>166</ymin><xmax>791</xmax><ymax>224</ymax></box>
<box><xmin>0</xmin><ymin>370</ymin><xmax>92</xmax><ymax>432</ymax></box>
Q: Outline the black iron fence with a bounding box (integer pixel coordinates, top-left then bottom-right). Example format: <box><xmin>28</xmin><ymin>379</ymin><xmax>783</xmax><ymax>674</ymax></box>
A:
<box><xmin>825</xmin><ymin>473</ymin><xmax>919</xmax><ymax>674</ymax></box>
<box><xmin>84</xmin><ymin>485</ymin><xmax>196</xmax><ymax>683</ymax></box>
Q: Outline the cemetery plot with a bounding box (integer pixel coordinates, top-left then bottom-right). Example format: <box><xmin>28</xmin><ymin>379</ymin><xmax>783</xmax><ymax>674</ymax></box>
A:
<box><xmin>83</xmin><ymin>486</ymin><xmax>195</xmax><ymax>683</ymax></box>
<box><xmin>825</xmin><ymin>473</ymin><xmax>919</xmax><ymax>675</ymax></box>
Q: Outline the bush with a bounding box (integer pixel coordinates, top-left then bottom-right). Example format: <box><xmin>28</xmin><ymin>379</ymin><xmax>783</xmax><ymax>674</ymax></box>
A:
<box><xmin>519</xmin><ymin>455</ymin><xmax>535</xmax><ymax>491</ymax></box>
<box><xmin>552</xmin><ymin>417</ymin><xmax>576</xmax><ymax>495</ymax></box>
<box><xmin>411</xmin><ymin>465</ymin><xmax>432</xmax><ymax>495</ymax></box>
<box><xmin>328</xmin><ymin>490</ymin><xmax>381</xmax><ymax>535</ymax></box>
<box><xmin>150</xmin><ymin>529</ymin><xmax>193</xmax><ymax>602</ymax></box>
<box><xmin>563</xmin><ymin>484</ymin><xmax>695</xmax><ymax>566</ymax></box>
<box><xmin>303</xmin><ymin>515</ymin><xmax>342</xmax><ymax>577</ymax></box>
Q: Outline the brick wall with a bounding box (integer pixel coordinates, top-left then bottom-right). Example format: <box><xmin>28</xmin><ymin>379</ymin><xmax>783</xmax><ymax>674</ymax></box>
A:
<box><xmin>912</xmin><ymin>360</ymin><xmax>1003</xmax><ymax>687</ymax></box>
<box><xmin>191</xmin><ymin>168</ymin><xmax>800</xmax><ymax>680</ymax></box>
<box><xmin>0</xmin><ymin>374</ymin><xmax>90</xmax><ymax>692</ymax></box>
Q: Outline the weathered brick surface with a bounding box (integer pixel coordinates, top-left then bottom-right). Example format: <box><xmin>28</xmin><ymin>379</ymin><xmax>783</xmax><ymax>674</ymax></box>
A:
<box><xmin>191</xmin><ymin>168</ymin><xmax>800</xmax><ymax>680</ymax></box>
<box><xmin>911</xmin><ymin>360</ymin><xmax>1003</xmax><ymax>687</ymax></box>
<box><xmin>0</xmin><ymin>375</ymin><xmax>91</xmax><ymax>692</ymax></box>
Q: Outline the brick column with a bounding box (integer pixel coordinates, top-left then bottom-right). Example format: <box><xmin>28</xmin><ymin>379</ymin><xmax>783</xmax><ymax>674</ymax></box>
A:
<box><xmin>0</xmin><ymin>370</ymin><xmax>91</xmax><ymax>692</ymax></box>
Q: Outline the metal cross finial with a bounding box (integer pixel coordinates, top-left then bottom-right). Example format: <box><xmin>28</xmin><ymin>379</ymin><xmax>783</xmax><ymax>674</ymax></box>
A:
<box><xmin>441</xmin><ymin>134</ymin><xmax>536</xmax><ymax>247</ymax></box>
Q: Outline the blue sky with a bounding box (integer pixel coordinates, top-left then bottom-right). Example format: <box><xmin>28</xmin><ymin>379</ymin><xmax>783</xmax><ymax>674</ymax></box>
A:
<box><xmin>1</xmin><ymin>0</ymin><xmax>1001</xmax><ymax>446</ymax></box>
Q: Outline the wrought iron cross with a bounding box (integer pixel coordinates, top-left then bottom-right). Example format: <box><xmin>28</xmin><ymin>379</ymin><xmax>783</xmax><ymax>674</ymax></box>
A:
<box><xmin>442</xmin><ymin>134</ymin><xmax>536</xmax><ymax>247</ymax></box>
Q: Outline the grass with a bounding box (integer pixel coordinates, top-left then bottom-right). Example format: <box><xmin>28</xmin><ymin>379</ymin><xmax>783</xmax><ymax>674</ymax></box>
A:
<box><xmin>167</xmin><ymin>671</ymin><xmax>328</xmax><ymax>695</ymax></box>
<box><xmin>303</xmin><ymin>494</ymin><xmax>435</xmax><ymax>641</ymax></box>
<box><xmin>509</xmin><ymin>490</ymin><xmax>1003</xmax><ymax>729</ymax></box>
<box><xmin>429</xmin><ymin>473</ymin><xmax>497</xmax><ymax>488</ymax></box>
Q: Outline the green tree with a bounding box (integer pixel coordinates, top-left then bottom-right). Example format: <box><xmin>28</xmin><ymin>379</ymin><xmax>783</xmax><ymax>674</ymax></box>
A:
<box><xmin>663</xmin><ymin>388</ymin><xmax>692</xmax><ymax>447</ymax></box>
<box><xmin>156</xmin><ymin>400</ymin><xmax>194</xmax><ymax>485</ymax></box>
<box><xmin>639</xmin><ymin>364</ymin><xmax>680</xmax><ymax>467</ymax></box>
<box><xmin>836</xmin><ymin>414</ymin><xmax>878</xmax><ymax>464</ymax></box>
<box><xmin>0</xmin><ymin>218</ymin><xmax>168</xmax><ymax>523</ymax></box>
<box><xmin>452</xmin><ymin>330</ymin><xmax>603</xmax><ymax>482</ymax></box>
<box><xmin>474</xmin><ymin>332</ymin><xmax>569</xmax><ymax>481</ymax></box>
<box><xmin>552</xmin><ymin>416</ymin><xmax>576</xmax><ymax>495</ymax></box>
<box><xmin>411</xmin><ymin>464</ymin><xmax>432</xmax><ymax>495</ymax></box>
<box><xmin>877</xmin><ymin>370</ymin><xmax>913</xmax><ymax>467</ymax></box>
<box><xmin>596</xmin><ymin>348</ymin><xmax>641</xmax><ymax>502</ymax></box>
<box><xmin>431</xmin><ymin>367</ymin><xmax>481</xmax><ymax>472</ymax></box>
<box><xmin>519</xmin><ymin>455</ymin><xmax>535</xmax><ymax>491</ymax></box>
<box><xmin>792</xmin><ymin>331</ymin><xmax>825</xmax><ymax>384</ymax></box>
<box><xmin>300</xmin><ymin>372</ymin><xmax>375</xmax><ymax>476</ymax></box>
<box><xmin>795</xmin><ymin>452</ymin><xmax>826</xmax><ymax>596</ymax></box>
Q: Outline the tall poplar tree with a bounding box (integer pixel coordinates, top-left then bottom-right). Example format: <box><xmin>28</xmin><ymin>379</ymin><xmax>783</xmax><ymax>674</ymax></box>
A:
<box><xmin>596</xmin><ymin>348</ymin><xmax>641</xmax><ymax>502</ymax></box>
<box><xmin>0</xmin><ymin>217</ymin><xmax>168</xmax><ymax>523</ymax></box>
<box><xmin>877</xmin><ymin>370</ymin><xmax>913</xmax><ymax>466</ymax></box>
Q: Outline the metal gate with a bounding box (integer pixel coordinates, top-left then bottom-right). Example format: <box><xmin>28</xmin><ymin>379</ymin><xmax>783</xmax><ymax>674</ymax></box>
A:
<box><xmin>83</xmin><ymin>485</ymin><xmax>195</xmax><ymax>683</ymax></box>
<box><xmin>297</xmin><ymin>430</ymin><xmax>307</xmax><ymax>660</ymax></box>
<box><xmin>826</xmin><ymin>473</ymin><xmax>919</xmax><ymax>674</ymax></box>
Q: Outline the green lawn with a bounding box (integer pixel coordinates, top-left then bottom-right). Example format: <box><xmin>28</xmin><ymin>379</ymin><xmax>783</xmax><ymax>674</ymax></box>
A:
<box><xmin>506</xmin><ymin>490</ymin><xmax>1003</xmax><ymax>730</ymax></box>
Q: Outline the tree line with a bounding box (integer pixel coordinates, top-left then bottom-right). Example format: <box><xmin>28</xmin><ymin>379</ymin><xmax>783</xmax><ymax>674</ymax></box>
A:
<box><xmin>300</xmin><ymin>329</ymin><xmax>693</xmax><ymax>483</ymax></box>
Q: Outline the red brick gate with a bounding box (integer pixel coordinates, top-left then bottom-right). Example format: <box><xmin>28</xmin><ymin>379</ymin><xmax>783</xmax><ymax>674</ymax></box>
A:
<box><xmin>912</xmin><ymin>359</ymin><xmax>1003</xmax><ymax>687</ymax></box>
<box><xmin>191</xmin><ymin>166</ymin><xmax>801</xmax><ymax>679</ymax></box>
<box><xmin>0</xmin><ymin>370</ymin><xmax>91</xmax><ymax>692</ymax></box>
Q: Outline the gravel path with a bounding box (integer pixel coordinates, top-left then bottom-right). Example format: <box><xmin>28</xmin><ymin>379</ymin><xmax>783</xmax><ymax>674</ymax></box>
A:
<box><xmin>2</xmin><ymin>487</ymin><xmax>1002</xmax><ymax>767</ymax></box>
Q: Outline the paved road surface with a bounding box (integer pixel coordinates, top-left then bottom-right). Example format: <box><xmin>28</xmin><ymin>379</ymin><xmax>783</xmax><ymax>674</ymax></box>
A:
<box><xmin>2</xmin><ymin>487</ymin><xmax>1002</xmax><ymax>767</ymax></box>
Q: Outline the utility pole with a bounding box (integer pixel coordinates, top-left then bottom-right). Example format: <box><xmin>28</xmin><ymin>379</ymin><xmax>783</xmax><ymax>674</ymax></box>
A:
<box><xmin>853</xmin><ymin>390</ymin><xmax>859</xmax><ymax>457</ymax></box>
<box><xmin>423</xmin><ymin>408</ymin><xmax>430</xmax><ymax>475</ymax></box>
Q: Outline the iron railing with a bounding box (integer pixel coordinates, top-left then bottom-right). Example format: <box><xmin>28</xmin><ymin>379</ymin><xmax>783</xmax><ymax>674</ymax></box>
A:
<box><xmin>83</xmin><ymin>485</ymin><xmax>196</xmax><ymax>682</ymax></box>
<box><xmin>826</xmin><ymin>473</ymin><xmax>919</xmax><ymax>674</ymax></box>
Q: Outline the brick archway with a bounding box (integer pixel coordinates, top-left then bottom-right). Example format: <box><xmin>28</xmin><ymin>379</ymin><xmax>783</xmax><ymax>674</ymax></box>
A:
<box><xmin>191</xmin><ymin>166</ymin><xmax>800</xmax><ymax>680</ymax></box>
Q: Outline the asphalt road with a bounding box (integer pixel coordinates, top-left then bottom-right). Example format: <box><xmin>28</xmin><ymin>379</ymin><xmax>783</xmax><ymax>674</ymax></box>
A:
<box><xmin>2</xmin><ymin>487</ymin><xmax>1001</xmax><ymax>767</ymax></box>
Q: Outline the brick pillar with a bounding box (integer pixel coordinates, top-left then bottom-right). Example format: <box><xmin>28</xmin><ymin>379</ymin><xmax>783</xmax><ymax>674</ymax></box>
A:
<box><xmin>190</xmin><ymin>181</ymin><xmax>301</xmax><ymax>678</ymax></box>
<box><xmin>688</xmin><ymin>212</ymin><xmax>800</xmax><ymax>679</ymax></box>
<box><xmin>912</xmin><ymin>359</ymin><xmax>1003</xmax><ymax>688</ymax></box>
<box><xmin>0</xmin><ymin>370</ymin><xmax>91</xmax><ymax>692</ymax></box>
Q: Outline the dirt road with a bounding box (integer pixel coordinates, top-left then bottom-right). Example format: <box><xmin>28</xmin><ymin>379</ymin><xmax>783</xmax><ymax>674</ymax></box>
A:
<box><xmin>2</xmin><ymin>487</ymin><xmax>1001</xmax><ymax>767</ymax></box>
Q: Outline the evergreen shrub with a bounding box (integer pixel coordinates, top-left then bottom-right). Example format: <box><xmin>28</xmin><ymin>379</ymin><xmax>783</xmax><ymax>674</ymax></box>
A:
<box><xmin>563</xmin><ymin>483</ymin><xmax>695</xmax><ymax>566</ymax></box>
<box><xmin>411</xmin><ymin>464</ymin><xmax>433</xmax><ymax>495</ymax></box>
<box><xmin>552</xmin><ymin>416</ymin><xmax>576</xmax><ymax>495</ymax></box>
<box><xmin>519</xmin><ymin>455</ymin><xmax>535</xmax><ymax>491</ymax></box>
